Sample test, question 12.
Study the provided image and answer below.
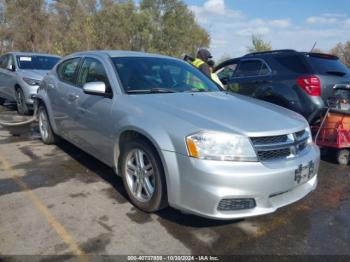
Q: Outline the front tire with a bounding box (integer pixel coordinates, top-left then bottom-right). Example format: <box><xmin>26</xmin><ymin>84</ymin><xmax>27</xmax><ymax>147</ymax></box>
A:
<box><xmin>38</xmin><ymin>105</ymin><xmax>58</xmax><ymax>145</ymax></box>
<box><xmin>119</xmin><ymin>139</ymin><xmax>168</xmax><ymax>212</ymax></box>
<box><xmin>0</xmin><ymin>97</ymin><xmax>5</xmax><ymax>105</ymax></box>
<box><xmin>15</xmin><ymin>88</ymin><xmax>30</xmax><ymax>115</ymax></box>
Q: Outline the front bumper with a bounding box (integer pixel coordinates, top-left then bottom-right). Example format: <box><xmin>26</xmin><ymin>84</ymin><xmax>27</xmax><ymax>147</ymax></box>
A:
<box><xmin>163</xmin><ymin>144</ymin><xmax>320</xmax><ymax>220</ymax></box>
<box><xmin>23</xmin><ymin>85</ymin><xmax>40</xmax><ymax>105</ymax></box>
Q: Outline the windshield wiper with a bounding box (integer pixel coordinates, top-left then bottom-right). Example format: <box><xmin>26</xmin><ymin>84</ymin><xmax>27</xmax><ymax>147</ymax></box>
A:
<box><xmin>184</xmin><ymin>88</ymin><xmax>211</xmax><ymax>93</ymax></box>
<box><xmin>326</xmin><ymin>71</ymin><xmax>346</xmax><ymax>77</ymax></box>
<box><xmin>126</xmin><ymin>88</ymin><xmax>178</xmax><ymax>94</ymax></box>
<box><xmin>149</xmin><ymin>88</ymin><xmax>178</xmax><ymax>93</ymax></box>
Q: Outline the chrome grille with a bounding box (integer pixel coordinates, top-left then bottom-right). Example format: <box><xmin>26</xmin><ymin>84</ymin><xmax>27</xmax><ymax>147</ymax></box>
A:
<box><xmin>251</xmin><ymin>130</ymin><xmax>309</xmax><ymax>162</ymax></box>
<box><xmin>250</xmin><ymin>135</ymin><xmax>288</xmax><ymax>145</ymax></box>
<box><xmin>257</xmin><ymin>148</ymin><xmax>291</xmax><ymax>161</ymax></box>
<box><xmin>295</xmin><ymin>130</ymin><xmax>306</xmax><ymax>140</ymax></box>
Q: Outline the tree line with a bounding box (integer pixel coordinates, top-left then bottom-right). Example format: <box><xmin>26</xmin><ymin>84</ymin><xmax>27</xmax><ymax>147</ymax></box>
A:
<box><xmin>0</xmin><ymin>0</ymin><xmax>210</xmax><ymax>58</ymax></box>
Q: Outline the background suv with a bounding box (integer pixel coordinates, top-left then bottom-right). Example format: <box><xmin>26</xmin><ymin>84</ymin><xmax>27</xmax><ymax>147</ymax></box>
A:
<box><xmin>0</xmin><ymin>52</ymin><xmax>60</xmax><ymax>114</ymax></box>
<box><xmin>215</xmin><ymin>49</ymin><xmax>350</xmax><ymax>122</ymax></box>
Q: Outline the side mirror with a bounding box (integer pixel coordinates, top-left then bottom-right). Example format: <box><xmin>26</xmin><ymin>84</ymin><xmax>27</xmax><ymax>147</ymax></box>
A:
<box><xmin>83</xmin><ymin>82</ymin><xmax>106</xmax><ymax>96</ymax></box>
<box><xmin>7</xmin><ymin>64</ymin><xmax>16</xmax><ymax>71</ymax></box>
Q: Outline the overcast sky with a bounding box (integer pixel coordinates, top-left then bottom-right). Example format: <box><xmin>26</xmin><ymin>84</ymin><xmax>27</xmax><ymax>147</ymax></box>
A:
<box><xmin>184</xmin><ymin>0</ymin><xmax>350</xmax><ymax>59</ymax></box>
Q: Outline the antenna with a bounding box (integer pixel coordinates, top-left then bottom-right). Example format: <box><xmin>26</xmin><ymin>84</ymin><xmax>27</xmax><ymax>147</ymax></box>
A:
<box><xmin>310</xmin><ymin>42</ymin><xmax>317</xmax><ymax>52</ymax></box>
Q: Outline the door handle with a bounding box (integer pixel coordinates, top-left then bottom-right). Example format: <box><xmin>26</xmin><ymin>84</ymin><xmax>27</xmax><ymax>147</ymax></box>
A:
<box><xmin>47</xmin><ymin>84</ymin><xmax>54</xmax><ymax>89</ymax></box>
<box><xmin>68</xmin><ymin>93</ymin><xmax>79</xmax><ymax>101</ymax></box>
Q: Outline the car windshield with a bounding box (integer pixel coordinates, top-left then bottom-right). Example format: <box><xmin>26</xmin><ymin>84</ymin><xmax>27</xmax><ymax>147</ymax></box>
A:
<box><xmin>16</xmin><ymin>55</ymin><xmax>60</xmax><ymax>70</ymax></box>
<box><xmin>111</xmin><ymin>57</ymin><xmax>221</xmax><ymax>93</ymax></box>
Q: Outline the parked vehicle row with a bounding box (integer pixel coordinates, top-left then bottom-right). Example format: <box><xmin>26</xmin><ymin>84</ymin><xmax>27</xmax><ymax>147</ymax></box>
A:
<box><xmin>215</xmin><ymin>49</ymin><xmax>350</xmax><ymax>123</ymax></box>
<box><xmin>34</xmin><ymin>50</ymin><xmax>320</xmax><ymax>219</ymax></box>
<box><xmin>0</xmin><ymin>52</ymin><xmax>60</xmax><ymax>114</ymax></box>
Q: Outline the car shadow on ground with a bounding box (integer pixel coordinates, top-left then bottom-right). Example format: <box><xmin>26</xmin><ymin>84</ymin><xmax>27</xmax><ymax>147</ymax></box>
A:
<box><xmin>57</xmin><ymin>140</ymin><xmax>242</xmax><ymax>228</ymax></box>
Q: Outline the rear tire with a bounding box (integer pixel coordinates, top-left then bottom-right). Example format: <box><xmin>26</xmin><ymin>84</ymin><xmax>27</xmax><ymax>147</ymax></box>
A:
<box><xmin>15</xmin><ymin>88</ymin><xmax>30</xmax><ymax>115</ymax></box>
<box><xmin>119</xmin><ymin>138</ymin><xmax>168</xmax><ymax>212</ymax></box>
<box><xmin>38</xmin><ymin>104</ymin><xmax>59</xmax><ymax>145</ymax></box>
<box><xmin>336</xmin><ymin>149</ymin><xmax>349</xmax><ymax>165</ymax></box>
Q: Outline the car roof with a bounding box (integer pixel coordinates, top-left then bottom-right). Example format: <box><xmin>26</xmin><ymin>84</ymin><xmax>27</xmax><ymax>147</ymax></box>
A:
<box><xmin>70</xmin><ymin>50</ymin><xmax>176</xmax><ymax>60</ymax></box>
<box><xmin>243</xmin><ymin>49</ymin><xmax>339</xmax><ymax>60</ymax></box>
<box><xmin>7</xmin><ymin>51</ymin><xmax>61</xmax><ymax>58</ymax></box>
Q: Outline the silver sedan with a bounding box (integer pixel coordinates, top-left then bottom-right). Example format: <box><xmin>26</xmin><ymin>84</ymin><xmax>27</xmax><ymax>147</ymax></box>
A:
<box><xmin>36</xmin><ymin>51</ymin><xmax>320</xmax><ymax>219</ymax></box>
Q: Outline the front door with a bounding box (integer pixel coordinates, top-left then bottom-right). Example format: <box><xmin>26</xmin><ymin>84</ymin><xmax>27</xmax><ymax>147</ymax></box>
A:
<box><xmin>70</xmin><ymin>57</ymin><xmax>114</xmax><ymax>163</ymax></box>
<box><xmin>226</xmin><ymin>59</ymin><xmax>272</xmax><ymax>98</ymax></box>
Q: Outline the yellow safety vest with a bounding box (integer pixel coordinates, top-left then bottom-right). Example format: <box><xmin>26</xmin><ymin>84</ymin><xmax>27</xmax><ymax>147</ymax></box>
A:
<box><xmin>192</xmin><ymin>58</ymin><xmax>205</xmax><ymax>68</ymax></box>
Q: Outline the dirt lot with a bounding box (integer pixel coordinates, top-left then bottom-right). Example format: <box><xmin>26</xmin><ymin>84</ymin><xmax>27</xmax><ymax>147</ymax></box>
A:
<box><xmin>0</xmin><ymin>104</ymin><xmax>349</xmax><ymax>258</ymax></box>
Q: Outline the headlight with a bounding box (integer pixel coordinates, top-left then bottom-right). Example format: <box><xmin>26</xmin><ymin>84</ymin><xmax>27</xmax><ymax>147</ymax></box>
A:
<box><xmin>305</xmin><ymin>126</ymin><xmax>313</xmax><ymax>144</ymax></box>
<box><xmin>186</xmin><ymin>132</ymin><xmax>257</xmax><ymax>162</ymax></box>
<box><xmin>23</xmin><ymin>77</ymin><xmax>41</xmax><ymax>86</ymax></box>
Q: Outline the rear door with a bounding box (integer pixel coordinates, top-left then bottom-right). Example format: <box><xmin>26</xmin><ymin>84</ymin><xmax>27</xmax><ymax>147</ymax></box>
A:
<box><xmin>51</xmin><ymin>57</ymin><xmax>81</xmax><ymax>138</ymax></box>
<box><xmin>0</xmin><ymin>55</ymin><xmax>8</xmax><ymax>99</ymax></box>
<box><xmin>306</xmin><ymin>54</ymin><xmax>350</xmax><ymax>99</ymax></box>
<box><xmin>0</xmin><ymin>54</ymin><xmax>16</xmax><ymax>100</ymax></box>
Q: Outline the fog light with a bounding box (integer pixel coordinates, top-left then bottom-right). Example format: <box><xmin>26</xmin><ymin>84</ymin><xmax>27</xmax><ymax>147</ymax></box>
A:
<box><xmin>217</xmin><ymin>198</ymin><xmax>256</xmax><ymax>211</ymax></box>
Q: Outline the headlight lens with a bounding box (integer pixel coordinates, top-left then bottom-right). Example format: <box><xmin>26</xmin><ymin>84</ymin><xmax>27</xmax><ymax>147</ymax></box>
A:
<box><xmin>186</xmin><ymin>132</ymin><xmax>257</xmax><ymax>162</ymax></box>
<box><xmin>23</xmin><ymin>77</ymin><xmax>41</xmax><ymax>86</ymax></box>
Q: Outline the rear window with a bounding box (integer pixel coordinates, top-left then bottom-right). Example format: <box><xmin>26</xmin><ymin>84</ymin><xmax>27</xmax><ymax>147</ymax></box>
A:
<box><xmin>274</xmin><ymin>55</ymin><xmax>312</xmax><ymax>74</ymax></box>
<box><xmin>307</xmin><ymin>56</ymin><xmax>348</xmax><ymax>76</ymax></box>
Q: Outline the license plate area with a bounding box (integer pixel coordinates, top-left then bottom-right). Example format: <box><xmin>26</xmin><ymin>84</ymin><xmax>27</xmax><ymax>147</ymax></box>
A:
<box><xmin>295</xmin><ymin>161</ymin><xmax>315</xmax><ymax>184</ymax></box>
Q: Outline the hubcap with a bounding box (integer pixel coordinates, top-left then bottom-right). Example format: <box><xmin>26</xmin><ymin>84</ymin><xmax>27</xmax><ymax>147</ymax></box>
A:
<box><xmin>125</xmin><ymin>149</ymin><xmax>155</xmax><ymax>202</ymax></box>
<box><xmin>39</xmin><ymin>109</ymin><xmax>49</xmax><ymax>140</ymax></box>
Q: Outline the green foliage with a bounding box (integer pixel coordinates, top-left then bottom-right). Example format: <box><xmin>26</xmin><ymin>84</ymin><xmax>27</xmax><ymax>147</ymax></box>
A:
<box><xmin>0</xmin><ymin>0</ymin><xmax>209</xmax><ymax>57</ymax></box>
<box><xmin>247</xmin><ymin>34</ymin><xmax>272</xmax><ymax>53</ymax></box>
<box><xmin>140</xmin><ymin>0</ymin><xmax>209</xmax><ymax>57</ymax></box>
<box><xmin>331</xmin><ymin>41</ymin><xmax>350</xmax><ymax>67</ymax></box>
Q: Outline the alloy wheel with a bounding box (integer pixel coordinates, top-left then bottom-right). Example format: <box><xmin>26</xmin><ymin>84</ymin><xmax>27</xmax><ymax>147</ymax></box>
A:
<box><xmin>124</xmin><ymin>149</ymin><xmax>155</xmax><ymax>202</ymax></box>
<box><xmin>39</xmin><ymin>108</ymin><xmax>49</xmax><ymax>141</ymax></box>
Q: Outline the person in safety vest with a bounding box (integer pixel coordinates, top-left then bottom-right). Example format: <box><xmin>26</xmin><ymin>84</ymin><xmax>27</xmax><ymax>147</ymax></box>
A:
<box><xmin>208</xmin><ymin>60</ymin><xmax>224</xmax><ymax>88</ymax></box>
<box><xmin>192</xmin><ymin>49</ymin><xmax>212</xmax><ymax>78</ymax></box>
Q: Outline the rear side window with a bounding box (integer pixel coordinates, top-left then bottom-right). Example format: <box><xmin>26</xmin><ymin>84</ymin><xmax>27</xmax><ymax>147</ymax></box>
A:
<box><xmin>235</xmin><ymin>60</ymin><xmax>269</xmax><ymax>77</ymax></box>
<box><xmin>274</xmin><ymin>55</ymin><xmax>312</xmax><ymax>74</ymax></box>
<box><xmin>308</xmin><ymin>56</ymin><xmax>348</xmax><ymax>76</ymax></box>
<box><xmin>57</xmin><ymin>58</ymin><xmax>80</xmax><ymax>85</ymax></box>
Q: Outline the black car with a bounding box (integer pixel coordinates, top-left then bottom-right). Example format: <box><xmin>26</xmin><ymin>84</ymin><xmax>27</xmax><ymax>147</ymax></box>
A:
<box><xmin>215</xmin><ymin>49</ymin><xmax>350</xmax><ymax>122</ymax></box>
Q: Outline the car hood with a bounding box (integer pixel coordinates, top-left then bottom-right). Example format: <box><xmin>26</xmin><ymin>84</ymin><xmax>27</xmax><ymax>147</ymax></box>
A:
<box><xmin>19</xmin><ymin>69</ymin><xmax>50</xmax><ymax>80</ymax></box>
<box><xmin>130</xmin><ymin>92</ymin><xmax>308</xmax><ymax>137</ymax></box>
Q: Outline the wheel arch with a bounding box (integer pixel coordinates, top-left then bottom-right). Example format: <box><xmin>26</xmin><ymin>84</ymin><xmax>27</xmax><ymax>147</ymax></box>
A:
<box><xmin>115</xmin><ymin>128</ymin><xmax>168</xmax><ymax>177</ymax></box>
<box><xmin>35</xmin><ymin>96</ymin><xmax>59</xmax><ymax>134</ymax></box>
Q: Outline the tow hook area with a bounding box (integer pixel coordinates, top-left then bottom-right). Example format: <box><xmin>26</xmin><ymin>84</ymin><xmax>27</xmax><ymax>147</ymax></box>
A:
<box><xmin>0</xmin><ymin>96</ymin><xmax>38</xmax><ymax>135</ymax></box>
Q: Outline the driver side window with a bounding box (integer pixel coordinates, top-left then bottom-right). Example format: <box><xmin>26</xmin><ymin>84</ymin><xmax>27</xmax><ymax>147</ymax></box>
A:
<box><xmin>77</xmin><ymin>58</ymin><xmax>111</xmax><ymax>93</ymax></box>
<box><xmin>217</xmin><ymin>63</ymin><xmax>237</xmax><ymax>83</ymax></box>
